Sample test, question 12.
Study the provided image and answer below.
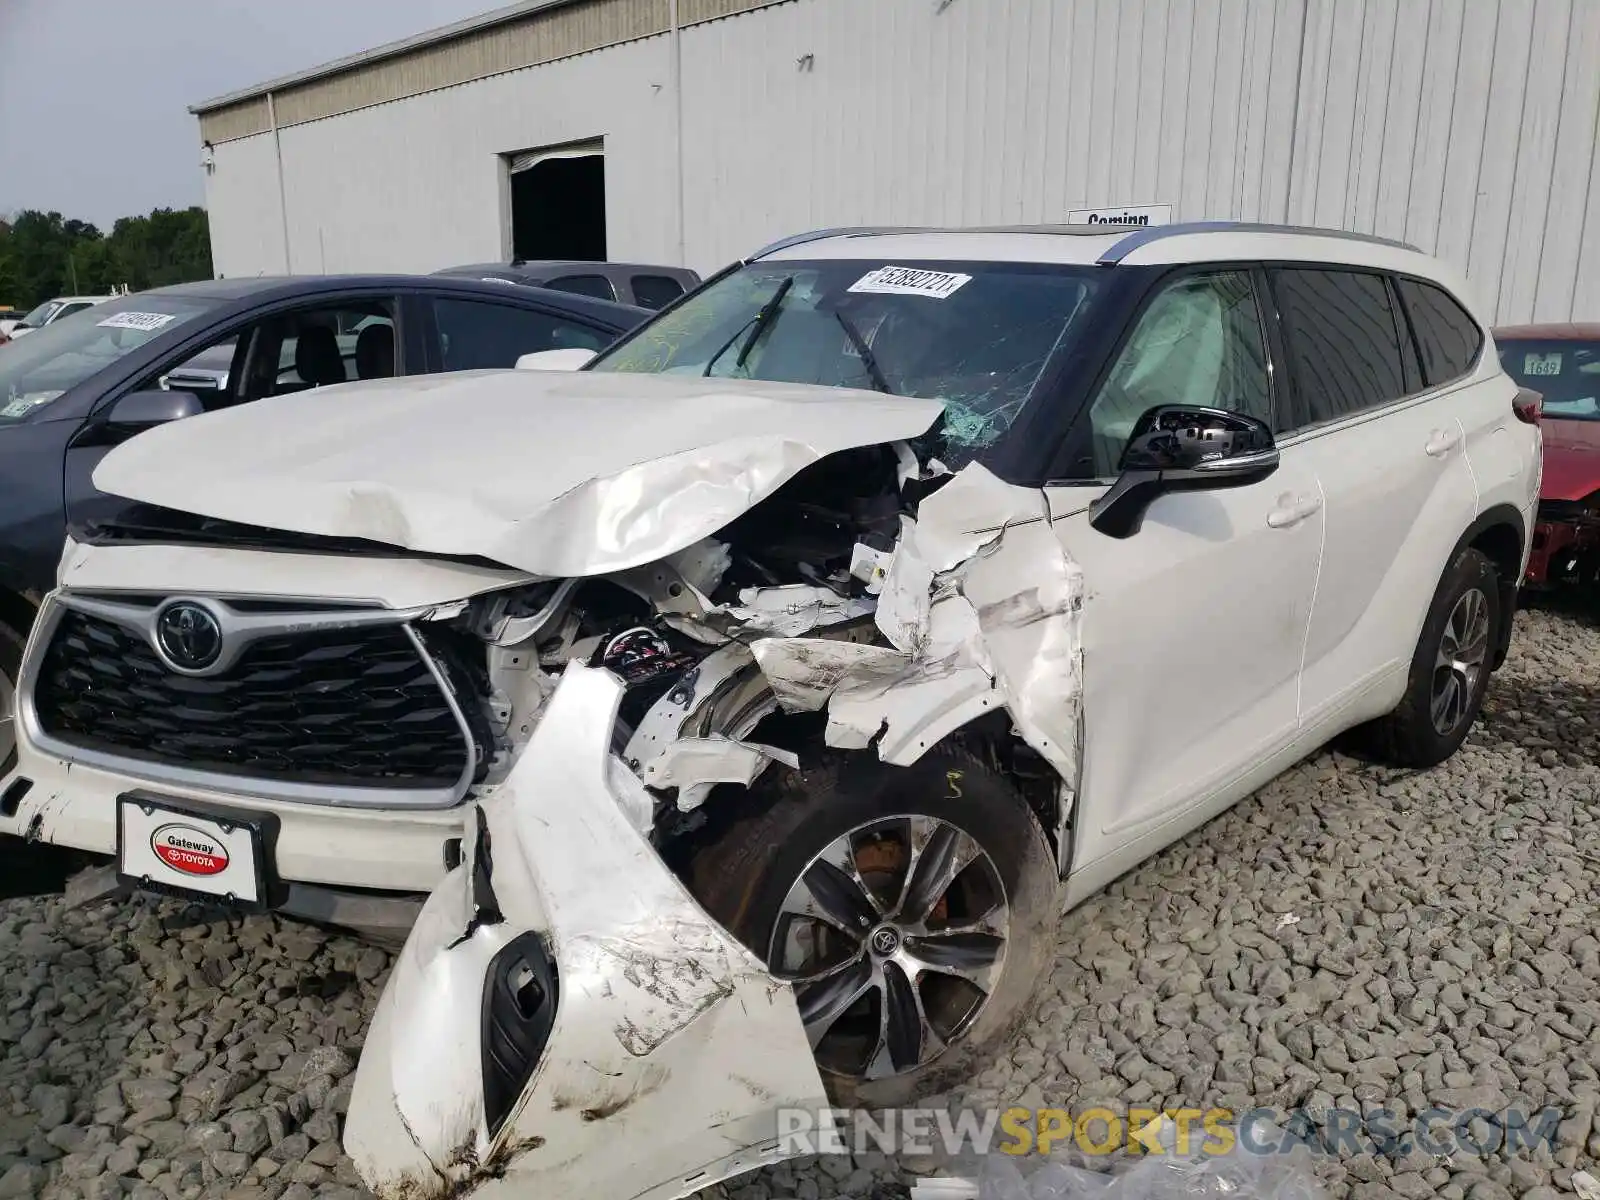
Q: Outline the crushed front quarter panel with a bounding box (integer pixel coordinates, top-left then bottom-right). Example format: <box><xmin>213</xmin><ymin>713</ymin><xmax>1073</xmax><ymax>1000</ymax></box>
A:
<box><xmin>345</xmin><ymin>664</ymin><xmax>830</xmax><ymax>1200</ymax></box>
<box><xmin>742</xmin><ymin>463</ymin><xmax>1086</xmax><ymax>782</ymax></box>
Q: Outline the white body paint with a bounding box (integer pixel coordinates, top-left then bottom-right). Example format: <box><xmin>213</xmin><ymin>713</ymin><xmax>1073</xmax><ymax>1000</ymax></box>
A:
<box><xmin>5</xmin><ymin>224</ymin><xmax>1539</xmax><ymax>1199</ymax></box>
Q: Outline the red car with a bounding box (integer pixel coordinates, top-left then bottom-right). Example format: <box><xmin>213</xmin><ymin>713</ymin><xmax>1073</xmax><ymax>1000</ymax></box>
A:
<box><xmin>1496</xmin><ymin>323</ymin><xmax>1600</xmax><ymax>586</ymax></box>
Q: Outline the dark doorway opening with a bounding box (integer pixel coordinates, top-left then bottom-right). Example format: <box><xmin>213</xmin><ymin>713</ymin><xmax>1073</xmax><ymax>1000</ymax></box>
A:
<box><xmin>510</xmin><ymin>153</ymin><xmax>606</xmax><ymax>262</ymax></box>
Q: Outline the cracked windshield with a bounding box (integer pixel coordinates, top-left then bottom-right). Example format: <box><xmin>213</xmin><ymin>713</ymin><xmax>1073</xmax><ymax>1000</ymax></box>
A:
<box><xmin>591</xmin><ymin>259</ymin><xmax>1101</xmax><ymax>467</ymax></box>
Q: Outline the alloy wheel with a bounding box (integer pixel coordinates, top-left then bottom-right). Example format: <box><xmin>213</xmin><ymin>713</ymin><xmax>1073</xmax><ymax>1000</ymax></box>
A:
<box><xmin>1431</xmin><ymin>586</ymin><xmax>1491</xmax><ymax>736</ymax></box>
<box><xmin>766</xmin><ymin>814</ymin><xmax>1009</xmax><ymax>1081</ymax></box>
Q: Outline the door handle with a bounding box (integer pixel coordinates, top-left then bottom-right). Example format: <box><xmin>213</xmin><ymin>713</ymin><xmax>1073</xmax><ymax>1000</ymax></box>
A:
<box><xmin>1425</xmin><ymin>428</ymin><xmax>1462</xmax><ymax>457</ymax></box>
<box><xmin>1268</xmin><ymin>493</ymin><xmax>1322</xmax><ymax>529</ymax></box>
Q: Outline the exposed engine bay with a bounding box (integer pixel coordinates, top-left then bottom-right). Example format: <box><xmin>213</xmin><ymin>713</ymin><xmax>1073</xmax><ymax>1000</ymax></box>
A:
<box><xmin>417</xmin><ymin>439</ymin><xmax>1081</xmax><ymax>861</ymax></box>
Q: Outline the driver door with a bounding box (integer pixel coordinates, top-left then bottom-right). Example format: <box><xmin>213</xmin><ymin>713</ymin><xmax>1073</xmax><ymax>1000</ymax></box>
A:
<box><xmin>1046</xmin><ymin>269</ymin><xmax>1325</xmax><ymax>873</ymax></box>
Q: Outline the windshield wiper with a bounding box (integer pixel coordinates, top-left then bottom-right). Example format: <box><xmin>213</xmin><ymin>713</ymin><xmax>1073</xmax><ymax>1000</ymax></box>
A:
<box><xmin>833</xmin><ymin>310</ymin><xmax>891</xmax><ymax>393</ymax></box>
<box><xmin>703</xmin><ymin>275</ymin><xmax>795</xmax><ymax>377</ymax></box>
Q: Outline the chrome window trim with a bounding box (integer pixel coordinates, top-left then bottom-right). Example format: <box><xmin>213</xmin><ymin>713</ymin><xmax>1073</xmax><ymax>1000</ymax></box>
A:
<box><xmin>18</xmin><ymin>593</ymin><xmax>478</xmax><ymax>811</ymax></box>
<box><xmin>1050</xmin><ymin>370</ymin><xmax>1489</xmax><ymax>489</ymax></box>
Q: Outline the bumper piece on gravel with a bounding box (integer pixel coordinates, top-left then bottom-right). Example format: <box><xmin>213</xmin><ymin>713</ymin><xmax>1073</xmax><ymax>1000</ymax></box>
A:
<box><xmin>344</xmin><ymin>664</ymin><xmax>830</xmax><ymax>1200</ymax></box>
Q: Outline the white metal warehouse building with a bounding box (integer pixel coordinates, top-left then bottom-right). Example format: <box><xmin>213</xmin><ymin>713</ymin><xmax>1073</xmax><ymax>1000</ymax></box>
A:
<box><xmin>193</xmin><ymin>0</ymin><xmax>1600</xmax><ymax>324</ymax></box>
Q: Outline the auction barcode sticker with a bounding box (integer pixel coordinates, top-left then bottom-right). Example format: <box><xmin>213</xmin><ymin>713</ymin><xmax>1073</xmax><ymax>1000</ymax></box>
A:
<box><xmin>98</xmin><ymin>311</ymin><xmax>177</xmax><ymax>333</ymax></box>
<box><xmin>848</xmin><ymin>266</ymin><xmax>972</xmax><ymax>300</ymax></box>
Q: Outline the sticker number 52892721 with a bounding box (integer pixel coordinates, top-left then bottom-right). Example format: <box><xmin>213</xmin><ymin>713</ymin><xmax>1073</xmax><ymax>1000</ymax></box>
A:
<box><xmin>847</xmin><ymin>266</ymin><xmax>973</xmax><ymax>300</ymax></box>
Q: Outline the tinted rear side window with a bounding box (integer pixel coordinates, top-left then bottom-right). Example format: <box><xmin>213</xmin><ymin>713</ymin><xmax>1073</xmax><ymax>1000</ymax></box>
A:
<box><xmin>631</xmin><ymin>274</ymin><xmax>686</xmax><ymax>309</ymax></box>
<box><xmin>1396</xmin><ymin>279</ymin><xmax>1482</xmax><ymax>385</ymax></box>
<box><xmin>545</xmin><ymin>274</ymin><xmax>616</xmax><ymax>301</ymax></box>
<box><xmin>432</xmin><ymin>298</ymin><xmax>613</xmax><ymax>370</ymax></box>
<box><xmin>1273</xmin><ymin>268</ymin><xmax>1408</xmax><ymax>426</ymax></box>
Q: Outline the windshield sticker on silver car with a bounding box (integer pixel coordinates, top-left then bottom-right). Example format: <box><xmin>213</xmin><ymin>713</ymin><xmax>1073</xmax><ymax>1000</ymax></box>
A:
<box><xmin>848</xmin><ymin>266</ymin><xmax>972</xmax><ymax>299</ymax></box>
<box><xmin>97</xmin><ymin>311</ymin><xmax>178</xmax><ymax>333</ymax></box>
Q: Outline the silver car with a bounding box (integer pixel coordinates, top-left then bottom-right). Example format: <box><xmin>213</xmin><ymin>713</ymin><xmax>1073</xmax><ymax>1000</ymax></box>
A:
<box><xmin>433</xmin><ymin>260</ymin><xmax>701</xmax><ymax>309</ymax></box>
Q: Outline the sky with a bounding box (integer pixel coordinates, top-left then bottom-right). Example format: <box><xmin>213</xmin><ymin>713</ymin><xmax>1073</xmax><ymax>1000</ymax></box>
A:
<box><xmin>0</xmin><ymin>0</ymin><xmax>496</xmax><ymax>230</ymax></box>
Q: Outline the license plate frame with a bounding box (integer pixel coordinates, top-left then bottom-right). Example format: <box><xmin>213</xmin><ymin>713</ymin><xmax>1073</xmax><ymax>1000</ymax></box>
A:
<box><xmin>115</xmin><ymin>791</ymin><xmax>283</xmax><ymax>910</ymax></box>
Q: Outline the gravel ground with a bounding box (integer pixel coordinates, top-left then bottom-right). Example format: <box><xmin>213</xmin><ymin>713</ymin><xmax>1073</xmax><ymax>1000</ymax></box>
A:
<box><xmin>2</xmin><ymin>602</ymin><xmax>1598</xmax><ymax>1200</ymax></box>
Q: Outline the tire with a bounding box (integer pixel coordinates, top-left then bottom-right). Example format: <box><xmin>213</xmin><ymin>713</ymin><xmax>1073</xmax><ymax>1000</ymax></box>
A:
<box><xmin>688</xmin><ymin>741</ymin><xmax>1060</xmax><ymax>1109</ymax></box>
<box><xmin>1361</xmin><ymin>547</ymin><xmax>1500</xmax><ymax>768</ymax></box>
<box><xmin>0</xmin><ymin>613</ymin><xmax>24</xmax><ymax>780</ymax></box>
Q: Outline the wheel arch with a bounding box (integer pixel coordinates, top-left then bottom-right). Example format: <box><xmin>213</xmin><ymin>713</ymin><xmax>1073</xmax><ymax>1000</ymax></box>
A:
<box><xmin>680</xmin><ymin>677</ymin><xmax>1065</xmax><ymax>870</ymax></box>
<box><xmin>1451</xmin><ymin>504</ymin><xmax>1526</xmax><ymax>670</ymax></box>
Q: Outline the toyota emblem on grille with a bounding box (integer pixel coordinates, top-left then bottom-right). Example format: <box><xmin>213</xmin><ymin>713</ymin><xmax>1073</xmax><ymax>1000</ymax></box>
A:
<box><xmin>154</xmin><ymin>602</ymin><xmax>224</xmax><ymax>671</ymax></box>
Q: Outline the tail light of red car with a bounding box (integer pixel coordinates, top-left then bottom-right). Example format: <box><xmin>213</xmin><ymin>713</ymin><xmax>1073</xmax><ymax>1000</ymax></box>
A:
<box><xmin>1513</xmin><ymin>387</ymin><xmax>1542</xmax><ymax>425</ymax></box>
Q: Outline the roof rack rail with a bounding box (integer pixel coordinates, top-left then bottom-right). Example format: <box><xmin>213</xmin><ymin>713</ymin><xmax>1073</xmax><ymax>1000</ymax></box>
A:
<box><xmin>1096</xmin><ymin>221</ymin><xmax>1421</xmax><ymax>265</ymax></box>
<box><xmin>746</xmin><ymin>227</ymin><xmax>926</xmax><ymax>261</ymax></box>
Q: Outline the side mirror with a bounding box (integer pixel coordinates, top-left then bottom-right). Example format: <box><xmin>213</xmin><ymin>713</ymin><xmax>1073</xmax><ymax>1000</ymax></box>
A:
<box><xmin>515</xmin><ymin>348</ymin><xmax>595</xmax><ymax>372</ymax></box>
<box><xmin>1089</xmin><ymin>405</ymin><xmax>1280</xmax><ymax>539</ymax></box>
<box><xmin>106</xmin><ymin>388</ymin><xmax>205</xmax><ymax>431</ymax></box>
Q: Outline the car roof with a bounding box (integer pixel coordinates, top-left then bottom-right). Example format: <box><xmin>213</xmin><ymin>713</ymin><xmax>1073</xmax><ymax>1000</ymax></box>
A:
<box><xmin>758</xmin><ymin>221</ymin><xmax>1467</xmax><ymax>296</ymax></box>
<box><xmin>140</xmin><ymin>273</ymin><xmax>646</xmax><ymax>324</ymax></box>
<box><xmin>438</xmin><ymin>261</ymin><xmax>696</xmax><ymax>276</ymax></box>
<box><xmin>1492</xmin><ymin>323</ymin><xmax>1600</xmax><ymax>341</ymax></box>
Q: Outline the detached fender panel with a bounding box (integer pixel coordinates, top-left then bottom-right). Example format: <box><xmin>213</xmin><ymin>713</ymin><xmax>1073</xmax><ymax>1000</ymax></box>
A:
<box><xmin>344</xmin><ymin>664</ymin><xmax>830</xmax><ymax>1200</ymax></box>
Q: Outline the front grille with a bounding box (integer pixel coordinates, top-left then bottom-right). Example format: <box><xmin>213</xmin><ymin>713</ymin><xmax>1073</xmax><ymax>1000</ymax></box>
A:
<box><xmin>34</xmin><ymin>610</ymin><xmax>471</xmax><ymax>789</ymax></box>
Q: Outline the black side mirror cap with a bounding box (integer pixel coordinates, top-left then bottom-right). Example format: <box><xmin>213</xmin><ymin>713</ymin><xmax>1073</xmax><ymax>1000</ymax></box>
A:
<box><xmin>106</xmin><ymin>388</ymin><xmax>205</xmax><ymax>431</ymax></box>
<box><xmin>1090</xmin><ymin>405</ymin><xmax>1280</xmax><ymax>539</ymax></box>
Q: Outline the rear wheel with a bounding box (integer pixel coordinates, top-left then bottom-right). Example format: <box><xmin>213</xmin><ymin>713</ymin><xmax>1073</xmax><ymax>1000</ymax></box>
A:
<box><xmin>688</xmin><ymin>742</ymin><xmax>1059</xmax><ymax>1108</ymax></box>
<box><xmin>1362</xmin><ymin>547</ymin><xmax>1499</xmax><ymax>768</ymax></box>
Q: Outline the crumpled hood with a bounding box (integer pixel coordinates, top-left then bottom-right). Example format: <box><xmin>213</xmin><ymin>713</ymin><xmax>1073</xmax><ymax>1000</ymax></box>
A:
<box><xmin>93</xmin><ymin>370</ymin><xmax>943</xmax><ymax>577</ymax></box>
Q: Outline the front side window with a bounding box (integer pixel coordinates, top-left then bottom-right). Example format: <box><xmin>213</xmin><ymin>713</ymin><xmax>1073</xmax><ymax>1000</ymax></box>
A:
<box><xmin>432</xmin><ymin>298</ymin><xmax>613</xmax><ymax>370</ymax></box>
<box><xmin>1498</xmin><ymin>338</ymin><xmax>1600</xmax><ymax>420</ymax></box>
<box><xmin>53</xmin><ymin>302</ymin><xmax>95</xmax><ymax>322</ymax></box>
<box><xmin>1082</xmin><ymin>271</ymin><xmax>1270</xmax><ymax>478</ymax></box>
<box><xmin>0</xmin><ymin>294</ymin><xmax>220</xmax><ymax>423</ymax></box>
<box><xmin>544</xmin><ymin>274</ymin><xmax>616</xmax><ymax>301</ymax></box>
<box><xmin>590</xmin><ymin>259</ymin><xmax>1102</xmax><ymax>469</ymax></box>
<box><xmin>270</xmin><ymin>304</ymin><xmax>395</xmax><ymax>392</ymax></box>
<box><xmin>1397</xmin><ymin>279</ymin><xmax>1482</xmax><ymax>386</ymax></box>
<box><xmin>157</xmin><ymin>336</ymin><xmax>240</xmax><ymax>403</ymax></box>
<box><xmin>1274</xmin><ymin>268</ymin><xmax>1408</xmax><ymax>427</ymax></box>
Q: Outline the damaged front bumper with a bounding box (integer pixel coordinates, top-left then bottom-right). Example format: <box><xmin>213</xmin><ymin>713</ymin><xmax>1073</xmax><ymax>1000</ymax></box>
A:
<box><xmin>344</xmin><ymin>664</ymin><xmax>831</xmax><ymax>1200</ymax></box>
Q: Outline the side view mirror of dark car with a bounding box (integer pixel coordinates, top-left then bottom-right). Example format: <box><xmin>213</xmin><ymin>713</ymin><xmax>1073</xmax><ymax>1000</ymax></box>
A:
<box><xmin>106</xmin><ymin>388</ymin><xmax>206</xmax><ymax>431</ymax></box>
<box><xmin>1089</xmin><ymin>405</ymin><xmax>1280</xmax><ymax>539</ymax></box>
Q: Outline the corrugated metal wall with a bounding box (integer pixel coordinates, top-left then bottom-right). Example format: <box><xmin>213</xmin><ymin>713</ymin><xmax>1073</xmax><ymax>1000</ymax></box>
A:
<box><xmin>204</xmin><ymin>0</ymin><xmax>1600</xmax><ymax>323</ymax></box>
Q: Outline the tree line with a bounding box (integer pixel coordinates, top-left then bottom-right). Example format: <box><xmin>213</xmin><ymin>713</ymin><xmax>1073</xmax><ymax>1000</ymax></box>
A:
<box><xmin>0</xmin><ymin>207</ymin><xmax>213</xmax><ymax>310</ymax></box>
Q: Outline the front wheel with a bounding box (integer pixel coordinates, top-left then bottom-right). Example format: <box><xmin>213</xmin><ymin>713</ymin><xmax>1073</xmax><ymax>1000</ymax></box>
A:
<box><xmin>687</xmin><ymin>742</ymin><xmax>1060</xmax><ymax>1109</ymax></box>
<box><xmin>1361</xmin><ymin>546</ymin><xmax>1500</xmax><ymax>768</ymax></box>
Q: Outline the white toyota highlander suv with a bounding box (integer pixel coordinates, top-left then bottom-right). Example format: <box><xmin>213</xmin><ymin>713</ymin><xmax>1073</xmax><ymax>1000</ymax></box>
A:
<box><xmin>1</xmin><ymin>223</ymin><xmax>1540</xmax><ymax>1199</ymax></box>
